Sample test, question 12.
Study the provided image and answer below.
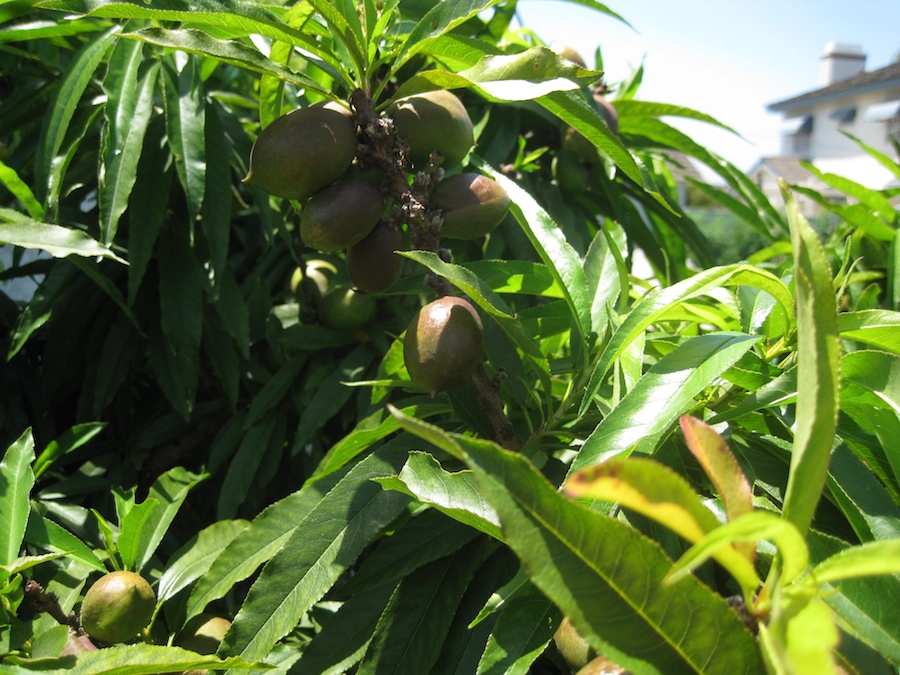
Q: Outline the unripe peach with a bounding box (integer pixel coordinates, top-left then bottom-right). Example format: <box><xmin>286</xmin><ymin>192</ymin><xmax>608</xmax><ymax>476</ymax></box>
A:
<box><xmin>246</xmin><ymin>106</ymin><xmax>357</xmax><ymax>201</ymax></box>
<box><xmin>80</xmin><ymin>571</ymin><xmax>155</xmax><ymax>644</ymax></box>
<box><xmin>388</xmin><ymin>90</ymin><xmax>474</xmax><ymax>170</ymax></box>
<box><xmin>431</xmin><ymin>173</ymin><xmax>510</xmax><ymax>239</ymax></box>
<box><xmin>300</xmin><ymin>179</ymin><xmax>385</xmax><ymax>252</ymax></box>
<box><xmin>403</xmin><ymin>296</ymin><xmax>483</xmax><ymax>395</ymax></box>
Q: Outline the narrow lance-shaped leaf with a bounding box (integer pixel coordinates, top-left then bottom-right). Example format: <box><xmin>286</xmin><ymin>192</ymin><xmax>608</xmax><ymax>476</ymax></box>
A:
<box><xmin>580</xmin><ymin>264</ymin><xmax>793</xmax><ymax>415</ymax></box>
<box><xmin>0</xmin><ymin>644</ymin><xmax>268</xmax><ymax>675</ymax></box>
<box><xmin>386</xmin><ymin>0</ymin><xmax>503</xmax><ymax>84</ymax></box>
<box><xmin>218</xmin><ymin>443</ymin><xmax>412</xmax><ymax>662</ymax></box>
<box><xmin>125</xmin><ymin>27</ymin><xmax>331</xmax><ymax>92</ymax></box>
<box><xmin>476</xmin><ymin>584</ymin><xmax>561</xmax><ymax>675</ymax></box>
<box><xmin>135</xmin><ymin>467</ymin><xmax>206</xmax><ymax>573</ymax></box>
<box><xmin>0</xmin><ymin>159</ymin><xmax>44</xmax><ymax>220</ymax></box>
<box><xmin>373</xmin><ymin>450</ymin><xmax>503</xmax><ymax>540</ymax></box>
<box><xmin>474</xmin><ymin>159</ymin><xmax>592</xmax><ymax>343</ymax></box>
<box><xmin>37</xmin><ymin>0</ymin><xmax>348</xmax><ymax>76</ymax></box>
<box><xmin>391</xmin><ymin>46</ymin><xmax>599</xmax><ymax>102</ymax></box>
<box><xmin>34</xmin><ymin>26</ymin><xmax>118</xmax><ymax>206</ymax></box>
<box><xmin>357</xmin><ymin>541</ymin><xmax>487</xmax><ymax>675</ymax></box>
<box><xmin>32</xmin><ymin>422</ymin><xmax>106</xmax><ymax>480</ymax></box>
<box><xmin>571</xmin><ymin>332</ymin><xmax>761</xmax><ymax>473</ymax></box>
<box><xmin>99</xmin><ymin>39</ymin><xmax>158</xmax><ymax>244</ymax></box>
<box><xmin>157</xmin><ymin>518</ymin><xmax>248</xmax><ymax>605</ymax></box>
<box><xmin>162</xmin><ymin>55</ymin><xmax>206</xmax><ymax>233</ymax></box>
<box><xmin>389</xmin><ymin>407</ymin><xmax>764</xmax><ymax>675</ymax></box>
<box><xmin>780</xmin><ymin>182</ymin><xmax>840</xmax><ymax>535</ymax></box>
<box><xmin>185</xmin><ymin>466</ymin><xmax>347</xmax><ymax>621</ymax></box>
<box><xmin>0</xmin><ymin>209</ymin><xmax>126</xmax><ymax>263</ymax></box>
<box><xmin>0</xmin><ymin>429</ymin><xmax>35</xmax><ymax>567</ymax></box>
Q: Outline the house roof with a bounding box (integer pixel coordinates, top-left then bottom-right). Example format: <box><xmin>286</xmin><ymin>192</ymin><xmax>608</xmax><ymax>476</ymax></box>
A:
<box><xmin>768</xmin><ymin>60</ymin><xmax>900</xmax><ymax>112</ymax></box>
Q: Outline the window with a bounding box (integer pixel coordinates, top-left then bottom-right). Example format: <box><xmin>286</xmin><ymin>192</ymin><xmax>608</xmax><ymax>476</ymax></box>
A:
<box><xmin>829</xmin><ymin>107</ymin><xmax>856</xmax><ymax>124</ymax></box>
<box><xmin>780</xmin><ymin>115</ymin><xmax>813</xmax><ymax>157</ymax></box>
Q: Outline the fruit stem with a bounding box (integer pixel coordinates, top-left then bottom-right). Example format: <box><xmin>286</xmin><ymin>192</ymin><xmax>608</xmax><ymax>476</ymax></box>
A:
<box><xmin>23</xmin><ymin>578</ymin><xmax>80</xmax><ymax>630</ymax></box>
<box><xmin>350</xmin><ymin>88</ymin><xmax>450</xmax><ymax>297</ymax></box>
<box><xmin>470</xmin><ymin>362</ymin><xmax>520</xmax><ymax>451</ymax></box>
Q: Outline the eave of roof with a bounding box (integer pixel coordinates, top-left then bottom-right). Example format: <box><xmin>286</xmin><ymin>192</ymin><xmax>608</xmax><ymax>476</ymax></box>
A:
<box><xmin>767</xmin><ymin>61</ymin><xmax>900</xmax><ymax>112</ymax></box>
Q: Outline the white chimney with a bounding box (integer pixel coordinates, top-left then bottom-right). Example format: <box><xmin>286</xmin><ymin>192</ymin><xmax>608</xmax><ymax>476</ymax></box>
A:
<box><xmin>819</xmin><ymin>42</ymin><xmax>866</xmax><ymax>86</ymax></box>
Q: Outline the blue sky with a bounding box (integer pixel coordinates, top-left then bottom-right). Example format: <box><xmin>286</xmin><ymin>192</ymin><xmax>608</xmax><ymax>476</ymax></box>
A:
<box><xmin>513</xmin><ymin>0</ymin><xmax>900</xmax><ymax>176</ymax></box>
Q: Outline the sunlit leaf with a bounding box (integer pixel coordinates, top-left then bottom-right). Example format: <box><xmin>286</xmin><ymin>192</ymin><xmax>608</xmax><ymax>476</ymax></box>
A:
<box><xmin>572</xmin><ymin>332</ymin><xmax>760</xmax><ymax>472</ymax></box>
<box><xmin>0</xmin><ymin>429</ymin><xmax>35</xmax><ymax>567</ymax></box>
<box><xmin>0</xmin><ymin>210</ymin><xmax>126</xmax><ymax>263</ymax></box>
<box><xmin>780</xmin><ymin>182</ymin><xmax>840</xmax><ymax>535</ymax></box>
<box><xmin>679</xmin><ymin>416</ymin><xmax>754</xmax><ymax>524</ymax></box>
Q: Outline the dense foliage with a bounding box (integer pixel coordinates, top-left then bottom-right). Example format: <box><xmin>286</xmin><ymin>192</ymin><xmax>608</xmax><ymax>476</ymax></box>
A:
<box><xmin>2</xmin><ymin>1</ymin><xmax>900</xmax><ymax>673</ymax></box>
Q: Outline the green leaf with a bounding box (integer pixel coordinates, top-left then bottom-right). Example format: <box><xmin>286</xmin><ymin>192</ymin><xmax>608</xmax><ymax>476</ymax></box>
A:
<box><xmin>807</xmin><ymin>530</ymin><xmax>900</xmax><ymax>663</ymax></box>
<box><xmin>292</xmin><ymin>583</ymin><xmax>395</xmax><ymax>675</ymax></box>
<box><xmin>390</xmin><ymin>409</ymin><xmax>764</xmax><ymax>674</ymax></box>
<box><xmin>763</xmin><ymin>597</ymin><xmax>840</xmax><ymax>675</ymax></box>
<box><xmin>185</xmin><ymin>468</ymin><xmax>346</xmax><ymax>621</ymax></box>
<box><xmin>826</xmin><ymin>444</ymin><xmax>900</xmax><ymax>542</ymax></box>
<box><xmin>218</xmin><ymin>443</ymin><xmax>411</xmax><ymax>662</ymax></box>
<box><xmin>0</xmin><ymin>158</ymin><xmax>44</xmax><ymax>220</ymax></box>
<box><xmin>537</xmin><ymin>89</ymin><xmax>646</xmax><ymax>188</ymax></box>
<box><xmin>800</xmin><ymin>161</ymin><xmax>897</xmax><ymax>225</ymax></box>
<box><xmin>32</xmin><ymin>422</ymin><xmax>106</xmax><ymax>480</ymax></box>
<box><xmin>312</xmin><ymin>403</ymin><xmax>449</xmax><ymax>482</ymax></box>
<box><xmin>389</xmin><ymin>0</ymin><xmax>503</xmax><ymax>77</ymax></box>
<box><xmin>156</xmin><ymin>224</ymin><xmax>204</xmax><ymax>418</ymax></box>
<box><xmin>24</xmin><ymin>509</ymin><xmax>106</xmax><ymax>573</ymax></box>
<box><xmin>373</xmin><ymin>451</ymin><xmax>503</xmax><ymax>540</ymax></box>
<box><xmin>157</xmin><ymin>518</ymin><xmax>248</xmax><ymax>604</ymax></box>
<box><xmin>475</xmin><ymin>159</ymin><xmax>592</xmax><ymax>343</ymax></box>
<box><xmin>216</xmin><ymin>415</ymin><xmax>279</xmax><ymax>520</ymax></box>
<box><xmin>99</xmin><ymin>39</ymin><xmax>158</xmax><ymax>245</ymax></box>
<box><xmin>838</xmin><ymin>309</ymin><xmax>900</xmax><ymax>353</ymax></box>
<box><xmin>0</xmin><ymin>644</ymin><xmax>267</xmax><ymax>674</ymax></box>
<box><xmin>780</xmin><ymin>183</ymin><xmax>840</xmax><ymax>535</ymax></box>
<box><xmin>614</xmin><ymin>100</ymin><xmax>741</xmax><ymax>134</ymax></box>
<box><xmin>476</xmin><ymin>585</ymin><xmax>560</xmax><ymax>675</ymax></box>
<box><xmin>357</xmin><ymin>541</ymin><xmax>487</xmax><ymax>675</ymax></box>
<box><xmin>572</xmin><ymin>332</ymin><xmax>761</xmax><ymax>473</ymax></box>
<box><xmin>0</xmin><ymin>210</ymin><xmax>127</xmax><ymax>263</ymax></box>
<box><xmin>809</xmin><ymin>539</ymin><xmax>900</xmax><ymax>586</ymax></box>
<box><xmin>400</xmin><ymin>250</ymin><xmax>544</xmax><ymax>359</ymax></box>
<box><xmin>126</xmin><ymin>115</ymin><xmax>171</xmax><ymax>304</ymax></box>
<box><xmin>340</xmin><ymin>507</ymin><xmax>479</xmax><ymax>596</ymax></box>
<box><xmin>162</xmin><ymin>56</ymin><xmax>206</xmax><ymax>229</ymax></box>
<box><xmin>840</xmin><ymin>350</ymin><xmax>900</xmax><ymax>414</ymax></box>
<box><xmin>117</xmin><ymin>498</ymin><xmax>159</xmax><ymax>571</ymax></box>
<box><xmin>566</xmin><ymin>457</ymin><xmax>759</xmax><ymax>591</ymax></box>
<box><xmin>581</xmin><ymin>264</ymin><xmax>792</xmax><ymax>414</ymax></box>
<box><xmin>0</xmin><ymin>429</ymin><xmax>35</xmax><ymax>566</ymax></box>
<box><xmin>464</xmin><ymin>260</ymin><xmax>565</xmax><ymax>298</ymax></box>
<box><xmin>134</xmin><ymin>467</ymin><xmax>206</xmax><ymax>572</ymax></box>
<box><xmin>392</xmin><ymin>46</ymin><xmax>597</xmax><ymax>102</ymax></box>
<box><xmin>37</xmin><ymin>0</ymin><xmax>340</xmax><ymax>69</ymax></box>
<box><xmin>7</xmin><ymin>261</ymin><xmax>77</xmax><ymax>359</ymax></box>
<box><xmin>665</xmin><ymin>511</ymin><xmax>808</xmax><ymax>586</ymax></box>
<box><xmin>34</xmin><ymin>26</ymin><xmax>118</xmax><ymax>206</ymax></box>
<box><xmin>125</xmin><ymin>27</ymin><xmax>328</xmax><ymax>91</ymax></box>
